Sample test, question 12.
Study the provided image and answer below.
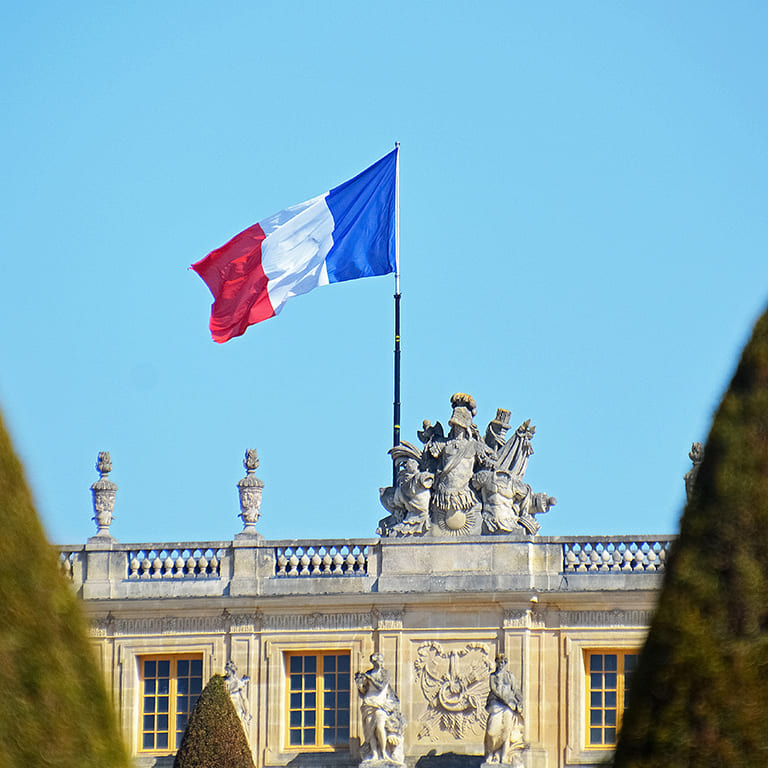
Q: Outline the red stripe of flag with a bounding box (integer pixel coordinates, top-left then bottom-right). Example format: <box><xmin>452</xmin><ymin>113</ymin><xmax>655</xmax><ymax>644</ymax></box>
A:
<box><xmin>192</xmin><ymin>223</ymin><xmax>275</xmax><ymax>342</ymax></box>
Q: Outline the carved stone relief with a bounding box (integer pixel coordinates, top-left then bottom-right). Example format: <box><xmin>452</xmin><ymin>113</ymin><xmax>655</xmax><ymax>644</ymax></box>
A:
<box><xmin>414</xmin><ymin>641</ymin><xmax>493</xmax><ymax>741</ymax></box>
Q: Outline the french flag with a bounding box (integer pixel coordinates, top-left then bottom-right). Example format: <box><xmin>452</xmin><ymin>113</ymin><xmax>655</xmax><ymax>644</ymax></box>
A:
<box><xmin>192</xmin><ymin>148</ymin><xmax>398</xmax><ymax>342</ymax></box>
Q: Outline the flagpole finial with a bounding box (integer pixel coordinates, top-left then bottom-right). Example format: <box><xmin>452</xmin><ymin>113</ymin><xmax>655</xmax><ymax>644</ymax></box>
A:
<box><xmin>395</xmin><ymin>141</ymin><xmax>400</xmax><ymax>149</ymax></box>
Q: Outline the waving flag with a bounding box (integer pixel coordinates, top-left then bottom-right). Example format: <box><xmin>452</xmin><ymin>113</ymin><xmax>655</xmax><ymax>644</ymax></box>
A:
<box><xmin>192</xmin><ymin>148</ymin><xmax>398</xmax><ymax>342</ymax></box>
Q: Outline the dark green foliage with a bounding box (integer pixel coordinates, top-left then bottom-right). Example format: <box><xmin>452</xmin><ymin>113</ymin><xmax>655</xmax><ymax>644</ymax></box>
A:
<box><xmin>0</xmin><ymin>411</ymin><xmax>129</xmax><ymax>768</ymax></box>
<box><xmin>174</xmin><ymin>674</ymin><xmax>255</xmax><ymax>768</ymax></box>
<box><xmin>613</xmin><ymin>306</ymin><xmax>768</xmax><ymax>768</ymax></box>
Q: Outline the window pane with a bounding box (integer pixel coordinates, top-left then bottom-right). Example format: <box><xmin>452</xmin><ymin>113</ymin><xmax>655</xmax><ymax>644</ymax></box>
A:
<box><xmin>605</xmin><ymin>691</ymin><xmax>617</xmax><ymax>708</ymax></box>
<box><xmin>605</xmin><ymin>673</ymin><xmax>617</xmax><ymax>689</ymax></box>
<box><xmin>589</xmin><ymin>727</ymin><xmax>602</xmax><ymax>745</ymax></box>
<box><xmin>605</xmin><ymin>710</ymin><xmax>617</xmax><ymax>726</ymax></box>
<box><xmin>158</xmin><ymin>678</ymin><xmax>170</xmax><ymax>695</ymax></box>
<box><xmin>157</xmin><ymin>714</ymin><xmax>168</xmax><ymax>732</ymax></box>
<box><xmin>590</xmin><ymin>709</ymin><xmax>602</xmax><ymax>726</ymax></box>
<box><xmin>157</xmin><ymin>732</ymin><xmax>168</xmax><ymax>749</ymax></box>
<box><xmin>177</xmin><ymin>660</ymin><xmax>189</xmax><ymax>676</ymax></box>
<box><xmin>590</xmin><ymin>692</ymin><xmax>602</xmax><ymax>707</ymax></box>
<box><xmin>590</xmin><ymin>673</ymin><xmax>603</xmax><ymax>689</ymax></box>
<box><xmin>144</xmin><ymin>697</ymin><xmax>155</xmax><ymax>714</ymax></box>
<box><xmin>190</xmin><ymin>678</ymin><xmax>202</xmax><ymax>695</ymax></box>
<box><xmin>143</xmin><ymin>733</ymin><xmax>155</xmax><ymax>749</ymax></box>
<box><xmin>158</xmin><ymin>660</ymin><xmax>170</xmax><ymax>677</ymax></box>
<box><xmin>589</xmin><ymin>655</ymin><xmax>603</xmax><ymax>672</ymax></box>
<box><xmin>158</xmin><ymin>697</ymin><xmax>169</xmax><ymax>713</ymax></box>
<box><xmin>178</xmin><ymin>678</ymin><xmax>188</xmax><ymax>695</ymax></box>
<box><xmin>191</xmin><ymin>660</ymin><xmax>202</xmax><ymax>676</ymax></box>
<box><xmin>144</xmin><ymin>679</ymin><xmax>156</xmax><ymax>695</ymax></box>
<box><xmin>605</xmin><ymin>727</ymin><xmax>616</xmax><ymax>744</ymax></box>
<box><xmin>285</xmin><ymin>651</ymin><xmax>350</xmax><ymax>750</ymax></box>
<box><xmin>604</xmin><ymin>655</ymin><xmax>617</xmax><ymax>672</ymax></box>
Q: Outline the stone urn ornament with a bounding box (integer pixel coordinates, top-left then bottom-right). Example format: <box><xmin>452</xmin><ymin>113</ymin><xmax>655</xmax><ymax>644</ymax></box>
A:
<box><xmin>237</xmin><ymin>449</ymin><xmax>264</xmax><ymax>535</ymax></box>
<box><xmin>90</xmin><ymin>451</ymin><xmax>117</xmax><ymax>537</ymax></box>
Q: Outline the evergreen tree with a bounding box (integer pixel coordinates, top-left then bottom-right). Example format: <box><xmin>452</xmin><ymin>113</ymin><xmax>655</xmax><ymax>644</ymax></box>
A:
<box><xmin>174</xmin><ymin>674</ymin><xmax>255</xmax><ymax>768</ymax></box>
<box><xmin>613</xmin><ymin>306</ymin><xmax>768</xmax><ymax>767</ymax></box>
<box><xmin>0</xmin><ymin>411</ymin><xmax>129</xmax><ymax>767</ymax></box>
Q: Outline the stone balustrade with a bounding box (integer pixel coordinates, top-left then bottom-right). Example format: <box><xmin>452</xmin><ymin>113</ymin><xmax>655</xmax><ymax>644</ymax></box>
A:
<box><xmin>274</xmin><ymin>543</ymin><xmax>369</xmax><ymax>577</ymax></box>
<box><xmin>57</xmin><ymin>534</ymin><xmax>673</xmax><ymax>598</ymax></box>
<box><xmin>562</xmin><ymin>538</ymin><xmax>673</xmax><ymax>573</ymax></box>
<box><xmin>126</xmin><ymin>545</ymin><xmax>228</xmax><ymax>580</ymax></box>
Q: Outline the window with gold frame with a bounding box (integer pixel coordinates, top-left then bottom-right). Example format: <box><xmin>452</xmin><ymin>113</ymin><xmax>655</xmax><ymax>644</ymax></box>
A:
<box><xmin>585</xmin><ymin>650</ymin><xmax>638</xmax><ymax>748</ymax></box>
<box><xmin>285</xmin><ymin>652</ymin><xmax>351</xmax><ymax>749</ymax></box>
<box><xmin>139</xmin><ymin>654</ymin><xmax>203</xmax><ymax>752</ymax></box>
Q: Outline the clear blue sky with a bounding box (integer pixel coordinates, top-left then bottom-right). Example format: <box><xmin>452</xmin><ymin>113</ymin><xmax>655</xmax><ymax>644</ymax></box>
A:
<box><xmin>1</xmin><ymin>2</ymin><xmax>766</xmax><ymax>545</ymax></box>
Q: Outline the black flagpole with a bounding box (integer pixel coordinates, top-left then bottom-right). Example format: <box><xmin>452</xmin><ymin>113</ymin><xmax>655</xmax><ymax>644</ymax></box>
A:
<box><xmin>393</xmin><ymin>142</ymin><xmax>401</xmax><ymax>487</ymax></box>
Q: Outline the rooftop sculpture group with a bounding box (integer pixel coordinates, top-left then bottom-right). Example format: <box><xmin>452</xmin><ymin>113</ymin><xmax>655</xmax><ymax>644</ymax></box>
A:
<box><xmin>379</xmin><ymin>393</ymin><xmax>556</xmax><ymax>537</ymax></box>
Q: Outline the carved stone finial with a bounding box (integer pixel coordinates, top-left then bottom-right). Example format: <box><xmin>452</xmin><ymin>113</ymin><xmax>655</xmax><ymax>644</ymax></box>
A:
<box><xmin>237</xmin><ymin>449</ymin><xmax>264</xmax><ymax>535</ymax></box>
<box><xmin>90</xmin><ymin>451</ymin><xmax>117</xmax><ymax>536</ymax></box>
<box><xmin>684</xmin><ymin>441</ymin><xmax>704</xmax><ymax>501</ymax></box>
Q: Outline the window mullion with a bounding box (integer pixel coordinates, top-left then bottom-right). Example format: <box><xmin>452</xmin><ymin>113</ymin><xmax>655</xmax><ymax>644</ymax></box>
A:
<box><xmin>316</xmin><ymin>656</ymin><xmax>324</xmax><ymax>745</ymax></box>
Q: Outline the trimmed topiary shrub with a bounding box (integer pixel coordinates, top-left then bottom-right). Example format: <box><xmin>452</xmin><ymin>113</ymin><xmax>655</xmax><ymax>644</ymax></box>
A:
<box><xmin>613</xmin><ymin>305</ymin><xmax>768</xmax><ymax>768</ymax></box>
<box><xmin>174</xmin><ymin>673</ymin><xmax>255</xmax><ymax>768</ymax></box>
<box><xmin>0</xmin><ymin>411</ymin><xmax>129</xmax><ymax>767</ymax></box>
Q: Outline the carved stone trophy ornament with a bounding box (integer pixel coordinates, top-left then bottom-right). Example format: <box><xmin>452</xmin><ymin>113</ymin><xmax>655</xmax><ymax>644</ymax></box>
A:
<box><xmin>483</xmin><ymin>655</ymin><xmax>525</xmax><ymax>767</ymax></box>
<box><xmin>379</xmin><ymin>393</ymin><xmax>556</xmax><ymax>538</ymax></box>
<box><xmin>355</xmin><ymin>653</ymin><xmax>406</xmax><ymax>767</ymax></box>
<box><xmin>90</xmin><ymin>451</ymin><xmax>117</xmax><ymax>537</ymax></box>
<box><xmin>237</xmin><ymin>449</ymin><xmax>264</xmax><ymax>536</ymax></box>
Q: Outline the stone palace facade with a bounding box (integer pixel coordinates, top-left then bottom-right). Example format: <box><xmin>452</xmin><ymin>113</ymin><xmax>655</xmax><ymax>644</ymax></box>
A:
<box><xmin>58</xmin><ymin>394</ymin><xmax>682</xmax><ymax>768</ymax></box>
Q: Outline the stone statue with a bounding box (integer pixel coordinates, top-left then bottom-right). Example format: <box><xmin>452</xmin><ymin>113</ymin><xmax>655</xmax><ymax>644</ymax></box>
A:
<box><xmin>474</xmin><ymin>470</ymin><xmax>557</xmax><ymax>535</ymax></box>
<box><xmin>378</xmin><ymin>393</ymin><xmax>556</xmax><ymax>538</ymax></box>
<box><xmin>378</xmin><ymin>458</ymin><xmax>434</xmax><ymax>536</ymax></box>
<box><xmin>355</xmin><ymin>653</ymin><xmax>406</xmax><ymax>766</ymax></box>
<box><xmin>684</xmin><ymin>442</ymin><xmax>704</xmax><ymax>501</ymax></box>
<box><xmin>429</xmin><ymin>394</ymin><xmax>494</xmax><ymax>533</ymax></box>
<box><xmin>224</xmin><ymin>660</ymin><xmax>252</xmax><ymax>726</ymax></box>
<box><xmin>483</xmin><ymin>655</ymin><xmax>524</xmax><ymax>767</ymax></box>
